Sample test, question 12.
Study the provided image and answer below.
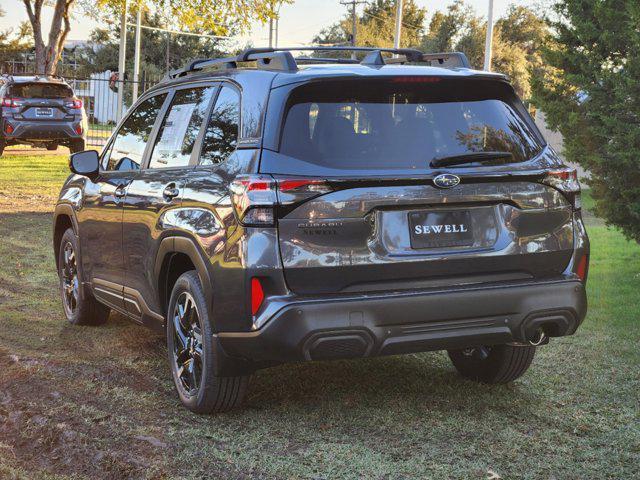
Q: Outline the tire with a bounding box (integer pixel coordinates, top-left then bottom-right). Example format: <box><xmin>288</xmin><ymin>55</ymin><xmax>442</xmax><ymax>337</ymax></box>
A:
<box><xmin>167</xmin><ymin>271</ymin><xmax>250</xmax><ymax>413</ymax></box>
<box><xmin>69</xmin><ymin>139</ymin><xmax>85</xmax><ymax>153</ymax></box>
<box><xmin>0</xmin><ymin>139</ymin><xmax>5</xmax><ymax>157</ymax></box>
<box><xmin>46</xmin><ymin>143</ymin><xmax>58</xmax><ymax>151</ymax></box>
<box><xmin>448</xmin><ymin>344</ymin><xmax>536</xmax><ymax>384</ymax></box>
<box><xmin>57</xmin><ymin>228</ymin><xmax>110</xmax><ymax>325</ymax></box>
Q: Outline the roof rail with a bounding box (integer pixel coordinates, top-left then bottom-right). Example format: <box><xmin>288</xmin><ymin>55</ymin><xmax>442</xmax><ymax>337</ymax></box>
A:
<box><xmin>168</xmin><ymin>46</ymin><xmax>471</xmax><ymax>79</ymax></box>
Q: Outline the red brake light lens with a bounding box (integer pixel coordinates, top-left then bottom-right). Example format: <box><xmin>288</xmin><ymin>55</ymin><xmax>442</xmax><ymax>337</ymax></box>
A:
<box><xmin>75</xmin><ymin>124</ymin><xmax>83</xmax><ymax>135</ymax></box>
<box><xmin>542</xmin><ymin>168</ymin><xmax>581</xmax><ymax>208</ymax></box>
<box><xmin>4</xmin><ymin>123</ymin><xmax>13</xmax><ymax>134</ymax></box>
<box><xmin>230</xmin><ymin>175</ymin><xmax>277</xmax><ymax>226</ymax></box>
<box><xmin>276</xmin><ymin>177</ymin><xmax>332</xmax><ymax>205</ymax></box>
<box><xmin>576</xmin><ymin>253</ymin><xmax>589</xmax><ymax>283</ymax></box>
<box><xmin>1</xmin><ymin>98</ymin><xmax>22</xmax><ymax>108</ymax></box>
<box><xmin>250</xmin><ymin>277</ymin><xmax>265</xmax><ymax>315</ymax></box>
<box><xmin>392</xmin><ymin>76</ymin><xmax>441</xmax><ymax>83</ymax></box>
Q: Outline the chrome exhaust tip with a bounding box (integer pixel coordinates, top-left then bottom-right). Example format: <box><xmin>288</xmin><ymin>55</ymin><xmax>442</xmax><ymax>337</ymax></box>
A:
<box><xmin>528</xmin><ymin>328</ymin><xmax>547</xmax><ymax>346</ymax></box>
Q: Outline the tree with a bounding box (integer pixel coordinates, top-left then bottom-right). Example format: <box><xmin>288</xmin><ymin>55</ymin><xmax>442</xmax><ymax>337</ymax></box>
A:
<box><xmin>421</xmin><ymin>1</ymin><xmax>548</xmax><ymax>99</ymax></box>
<box><xmin>313</xmin><ymin>0</ymin><xmax>427</xmax><ymax>50</ymax></box>
<box><xmin>20</xmin><ymin>0</ymin><xmax>287</xmax><ymax>75</ymax></box>
<box><xmin>532</xmin><ymin>0</ymin><xmax>640</xmax><ymax>242</ymax></box>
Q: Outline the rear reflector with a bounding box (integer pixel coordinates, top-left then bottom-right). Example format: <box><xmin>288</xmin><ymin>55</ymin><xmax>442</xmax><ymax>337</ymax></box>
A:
<box><xmin>576</xmin><ymin>254</ymin><xmax>589</xmax><ymax>283</ymax></box>
<box><xmin>251</xmin><ymin>277</ymin><xmax>265</xmax><ymax>315</ymax></box>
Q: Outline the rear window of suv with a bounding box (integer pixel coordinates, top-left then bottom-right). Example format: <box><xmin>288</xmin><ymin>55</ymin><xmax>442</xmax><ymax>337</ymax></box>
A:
<box><xmin>10</xmin><ymin>82</ymin><xmax>73</xmax><ymax>99</ymax></box>
<box><xmin>269</xmin><ymin>78</ymin><xmax>544</xmax><ymax>176</ymax></box>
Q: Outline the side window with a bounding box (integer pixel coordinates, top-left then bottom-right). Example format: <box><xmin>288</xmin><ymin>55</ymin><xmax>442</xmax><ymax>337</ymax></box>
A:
<box><xmin>199</xmin><ymin>85</ymin><xmax>240</xmax><ymax>166</ymax></box>
<box><xmin>148</xmin><ymin>86</ymin><xmax>216</xmax><ymax>169</ymax></box>
<box><xmin>102</xmin><ymin>93</ymin><xmax>167</xmax><ymax>171</ymax></box>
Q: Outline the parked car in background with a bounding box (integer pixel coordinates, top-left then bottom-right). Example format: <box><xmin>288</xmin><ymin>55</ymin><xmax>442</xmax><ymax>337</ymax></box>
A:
<box><xmin>0</xmin><ymin>74</ymin><xmax>87</xmax><ymax>155</ymax></box>
<box><xmin>53</xmin><ymin>47</ymin><xmax>589</xmax><ymax>414</ymax></box>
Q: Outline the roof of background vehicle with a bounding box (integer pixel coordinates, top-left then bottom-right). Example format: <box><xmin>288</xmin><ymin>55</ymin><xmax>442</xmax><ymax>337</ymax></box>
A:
<box><xmin>3</xmin><ymin>75</ymin><xmax>69</xmax><ymax>85</ymax></box>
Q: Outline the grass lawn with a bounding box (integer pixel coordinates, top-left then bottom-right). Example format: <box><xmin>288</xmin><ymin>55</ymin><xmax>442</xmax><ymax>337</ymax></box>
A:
<box><xmin>0</xmin><ymin>152</ymin><xmax>638</xmax><ymax>479</ymax></box>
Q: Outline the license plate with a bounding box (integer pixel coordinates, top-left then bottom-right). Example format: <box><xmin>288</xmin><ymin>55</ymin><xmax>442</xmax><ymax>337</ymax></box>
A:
<box><xmin>409</xmin><ymin>210</ymin><xmax>473</xmax><ymax>249</ymax></box>
<box><xmin>35</xmin><ymin>107</ymin><xmax>53</xmax><ymax>117</ymax></box>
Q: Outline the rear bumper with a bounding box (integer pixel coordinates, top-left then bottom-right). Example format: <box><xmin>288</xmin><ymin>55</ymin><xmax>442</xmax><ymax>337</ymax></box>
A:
<box><xmin>3</xmin><ymin>120</ymin><xmax>83</xmax><ymax>141</ymax></box>
<box><xmin>217</xmin><ymin>279</ymin><xmax>587</xmax><ymax>370</ymax></box>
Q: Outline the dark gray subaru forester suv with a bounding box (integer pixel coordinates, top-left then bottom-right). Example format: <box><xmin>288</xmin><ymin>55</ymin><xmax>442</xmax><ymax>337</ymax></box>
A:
<box><xmin>53</xmin><ymin>47</ymin><xmax>589</xmax><ymax>413</ymax></box>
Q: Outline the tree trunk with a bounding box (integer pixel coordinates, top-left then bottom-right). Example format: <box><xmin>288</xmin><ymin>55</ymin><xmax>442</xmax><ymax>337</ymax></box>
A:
<box><xmin>22</xmin><ymin>0</ymin><xmax>75</xmax><ymax>75</ymax></box>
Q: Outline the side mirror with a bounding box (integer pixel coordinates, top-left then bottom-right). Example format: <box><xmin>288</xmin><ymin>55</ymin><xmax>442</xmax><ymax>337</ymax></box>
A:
<box><xmin>69</xmin><ymin>150</ymin><xmax>99</xmax><ymax>178</ymax></box>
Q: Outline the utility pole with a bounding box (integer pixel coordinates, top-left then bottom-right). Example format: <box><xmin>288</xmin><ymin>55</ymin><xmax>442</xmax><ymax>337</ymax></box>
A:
<box><xmin>483</xmin><ymin>0</ymin><xmax>495</xmax><ymax>71</ymax></box>
<box><xmin>393</xmin><ymin>0</ymin><xmax>403</xmax><ymax>49</ymax></box>
<box><xmin>132</xmin><ymin>3</ymin><xmax>142</xmax><ymax>102</ymax></box>
<box><xmin>339</xmin><ymin>0</ymin><xmax>365</xmax><ymax>47</ymax></box>
<box><xmin>116</xmin><ymin>0</ymin><xmax>128</xmax><ymax>121</ymax></box>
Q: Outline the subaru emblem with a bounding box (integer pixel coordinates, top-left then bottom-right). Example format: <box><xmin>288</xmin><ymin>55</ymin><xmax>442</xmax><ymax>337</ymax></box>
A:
<box><xmin>433</xmin><ymin>173</ymin><xmax>460</xmax><ymax>189</ymax></box>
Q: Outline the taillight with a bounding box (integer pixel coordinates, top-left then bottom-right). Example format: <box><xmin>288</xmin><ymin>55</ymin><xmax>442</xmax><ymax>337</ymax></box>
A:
<box><xmin>230</xmin><ymin>175</ymin><xmax>277</xmax><ymax>226</ymax></box>
<box><xmin>542</xmin><ymin>168</ymin><xmax>581</xmax><ymax>209</ymax></box>
<box><xmin>65</xmin><ymin>99</ymin><xmax>83</xmax><ymax>109</ymax></box>
<box><xmin>1</xmin><ymin>98</ymin><xmax>22</xmax><ymax>108</ymax></box>
<box><xmin>230</xmin><ymin>175</ymin><xmax>332</xmax><ymax>226</ymax></box>
<box><xmin>75</xmin><ymin>124</ymin><xmax>83</xmax><ymax>135</ymax></box>
<box><xmin>250</xmin><ymin>277</ymin><xmax>265</xmax><ymax>315</ymax></box>
<box><xmin>276</xmin><ymin>177</ymin><xmax>332</xmax><ymax>205</ymax></box>
<box><xmin>4</xmin><ymin>123</ymin><xmax>13</xmax><ymax>134</ymax></box>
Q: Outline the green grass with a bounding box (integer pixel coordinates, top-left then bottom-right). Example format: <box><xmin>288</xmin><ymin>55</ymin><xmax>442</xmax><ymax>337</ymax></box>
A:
<box><xmin>0</xmin><ymin>156</ymin><xmax>638</xmax><ymax>479</ymax></box>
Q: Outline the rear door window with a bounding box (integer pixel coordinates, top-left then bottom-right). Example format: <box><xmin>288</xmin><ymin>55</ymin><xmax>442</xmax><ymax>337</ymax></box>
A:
<box><xmin>148</xmin><ymin>86</ymin><xmax>216</xmax><ymax>169</ymax></box>
<box><xmin>10</xmin><ymin>82</ymin><xmax>73</xmax><ymax>98</ymax></box>
<box><xmin>199</xmin><ymin>85</ymin><xmax>240</xmax><ymax>166</ymax></box>
<box><xmin>270</xmin><ymin>78</ymin><xmax>544</xmax><ymax>176</ymax></box>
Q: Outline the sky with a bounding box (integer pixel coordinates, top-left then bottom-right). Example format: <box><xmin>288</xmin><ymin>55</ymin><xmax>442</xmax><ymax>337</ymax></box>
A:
<box><xmin>0</xmin><ymin>0</ymin><xmax>537</xmax><ymax>46</ymax></box>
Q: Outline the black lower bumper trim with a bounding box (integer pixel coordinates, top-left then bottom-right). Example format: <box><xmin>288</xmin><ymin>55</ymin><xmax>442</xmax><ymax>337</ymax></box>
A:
<box><xmin>217</xmin><ymin>279</ymin><xmax>587</xmax><ymax>371</ymax></box>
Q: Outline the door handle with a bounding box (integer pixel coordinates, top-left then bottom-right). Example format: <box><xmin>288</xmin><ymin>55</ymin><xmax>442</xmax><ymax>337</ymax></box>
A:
<box><xmin>163</xmin><ymin>184</ymin><xmax>180</xmax><ymax>200</ymax></box>
<box><xmin>114</xmin><ymin>184</ymin><xmax>126</xmax><ymax>198</ymax></box>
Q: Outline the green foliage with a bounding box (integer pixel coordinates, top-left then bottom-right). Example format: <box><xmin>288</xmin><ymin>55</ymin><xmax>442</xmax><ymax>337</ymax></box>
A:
<box><xmin>532</xmin><ymin>0</ymin><xmax>640</xmax><ymax>242</ymax></box>
<box><xmin>79</xmin><ymin>10</ymin><xmax>228</xmax><ymax>78</ymax></box>
<box><xmin>313</xmin><ymin>0</ymin><xmax>426</xmax><ymax>49</ymax></box>
<box><xmin>422</xmin><ymin>2</ymin><xmax>549</xmax><ymax>99</ymax></box>
<box><xmin>94</xmin><ymin>0</ymin><xmax>289</xmax><ymax>37</ymax></box>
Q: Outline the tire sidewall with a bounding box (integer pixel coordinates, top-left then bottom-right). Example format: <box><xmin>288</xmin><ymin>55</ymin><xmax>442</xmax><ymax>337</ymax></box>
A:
<box><xmin>166</xmin><ymin>271</ymin><xmax>215</xmax><ymax>411</ymax></box>
<box><xmin>58</xmin><ymin>228</ymin><xmax>86</xmax><ymax>324</ymax></box>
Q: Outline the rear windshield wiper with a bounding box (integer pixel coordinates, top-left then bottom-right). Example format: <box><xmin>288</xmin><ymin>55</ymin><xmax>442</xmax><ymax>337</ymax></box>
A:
<box><xmin>430</xmin><ymin>151</ymin><xmax>513</xmax><ymax>168</ymax></box>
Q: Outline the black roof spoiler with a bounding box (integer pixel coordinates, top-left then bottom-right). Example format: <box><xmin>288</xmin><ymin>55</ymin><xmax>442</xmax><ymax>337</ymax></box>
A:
<box><xmin>167</xmin><ymin>46</ymin><xmax>471</xmax><ymax>79</ymax></box>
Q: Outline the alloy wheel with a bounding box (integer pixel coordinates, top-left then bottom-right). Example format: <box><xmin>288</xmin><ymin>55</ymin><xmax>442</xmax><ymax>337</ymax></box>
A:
<box><xmin>61</xmin><ymin>241</ymin><xmax>79</xmax><ymax>316</ymax></box>
<box><xmin>172</xmin><ymin>292</ymin><xmax>203</xmax><ymax>396</ymax></box>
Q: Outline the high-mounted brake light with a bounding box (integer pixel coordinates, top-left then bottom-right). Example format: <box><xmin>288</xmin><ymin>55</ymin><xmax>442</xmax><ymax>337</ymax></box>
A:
<box><xmin>392</xmin><ymin>76</ymin><xmax>441</xmax><ymax>83</ymax></box>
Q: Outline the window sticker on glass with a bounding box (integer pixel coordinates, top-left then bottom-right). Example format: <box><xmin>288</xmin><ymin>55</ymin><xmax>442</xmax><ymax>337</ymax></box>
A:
<box><xmin>154</xmin><ymin>103</ymin><xmax>197</xmax><ymax>161</ymax></box>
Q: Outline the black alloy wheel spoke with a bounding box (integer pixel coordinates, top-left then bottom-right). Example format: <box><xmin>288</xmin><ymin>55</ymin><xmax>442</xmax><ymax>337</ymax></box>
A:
<box><xmin>61</xmin><ymin>242</ymin><xmax>79</xmax><ymax>315</ymax></box>
<box><xmin>172</xmin><ymin>292</ymin><xmax>204</xmax><ymax>395</ymax></box>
